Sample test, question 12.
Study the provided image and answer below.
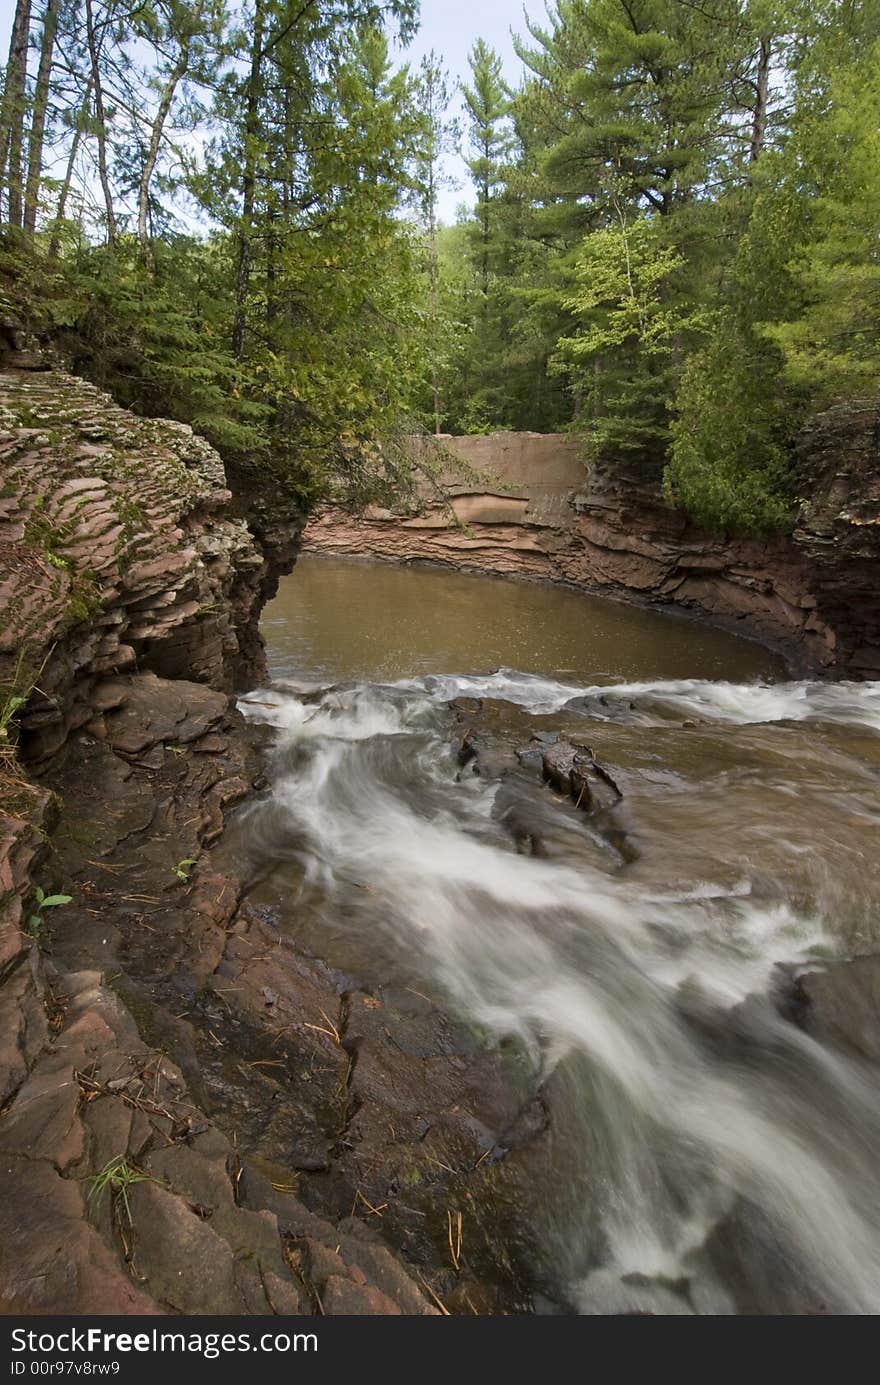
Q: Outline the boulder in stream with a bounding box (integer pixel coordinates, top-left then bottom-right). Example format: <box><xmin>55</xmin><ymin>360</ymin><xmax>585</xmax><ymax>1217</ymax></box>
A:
<box><xmin>541</xmin><ymin>740</ymin><xmax>623</xmax><ymax>814</ymax></box>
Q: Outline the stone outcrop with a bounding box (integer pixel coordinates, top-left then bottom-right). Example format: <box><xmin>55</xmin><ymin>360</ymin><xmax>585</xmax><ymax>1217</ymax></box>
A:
<box><xmin>0</xmin><ymin>369</ymin><xmax>448</xmax><ymax>1316</ymax></box>
<box><xmin>0</xmin><ymin>369</ymin><xmax>273</xmax><ymax>765</ymax></box>
<box><xmin>304</xmin><ymin>412</ymin><xmax>880</xmax><ymax>675</ymax></box>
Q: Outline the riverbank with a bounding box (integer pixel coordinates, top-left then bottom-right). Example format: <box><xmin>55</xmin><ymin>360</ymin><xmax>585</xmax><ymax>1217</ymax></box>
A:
<box><xmin>3</xmin><ymin>368</ymin><xmax>880</xmax><ymax>1315</ymax></box>
<box><xmin>303</xmin><ymin>412</ymin><xmax>880</xmax><ymax>678</ymax></box>
<box><xmin>0</xmin><ymin>369</ymin><xmax>456</xmax><ymax>1314</ymax></box>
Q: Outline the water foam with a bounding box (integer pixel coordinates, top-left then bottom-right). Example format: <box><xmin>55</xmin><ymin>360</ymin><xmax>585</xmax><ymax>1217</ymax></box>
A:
<box><xmin>392</xmin><ymin>668</ymin><xmax>880</xmax><ymax>730</ymax></box>
<box><xmin>239</xmin><ymin>674</ymin><xmax>880</xmax><ymax>1313</ymax></box>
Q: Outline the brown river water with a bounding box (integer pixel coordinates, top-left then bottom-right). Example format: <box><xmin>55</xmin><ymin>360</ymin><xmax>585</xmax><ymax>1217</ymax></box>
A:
<box><xmin>242</xmin><ymin>554</ymin><xmax>880</xmax><ymax>1314</ymax></box>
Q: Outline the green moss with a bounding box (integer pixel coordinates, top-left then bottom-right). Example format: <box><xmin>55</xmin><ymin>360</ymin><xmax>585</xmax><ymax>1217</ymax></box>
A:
<box><xmin>64</xmin><ymin>567</ymin><xmax>103</xmax><ymax>628</ymax></box>
<box><xmin>114</xmin><ymin>495</ymin><xmax>149</xmax><ymax>538</ymax></box>
<box><xmin>23</xmin><ymin>510</ymin><xmax>73</xmax><ymax>567</ymax></box>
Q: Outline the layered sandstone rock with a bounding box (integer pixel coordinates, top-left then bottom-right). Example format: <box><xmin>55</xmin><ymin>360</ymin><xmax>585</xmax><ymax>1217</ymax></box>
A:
<box><xmin>0</xmin><ymin>370</ymin><xmax>441</xmax><ymax>1316</ymax></box>
<box><xmin>0</xmin><ymin>368</ymin><xmax>272</xmax><ymax>764</ymax></box>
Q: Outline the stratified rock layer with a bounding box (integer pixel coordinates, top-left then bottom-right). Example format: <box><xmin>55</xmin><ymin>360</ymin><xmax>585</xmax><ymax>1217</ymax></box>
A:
<box><xmin>0</xmin><ymin>369</ymin><xmax>442</xmax><ymax>1316</ymax></box>
<box><xmin>304</xmin><ymin>412</ymin><xmax>880</xmax><ymax>675</ymax></box>
<box><xmin>0</xmin><ymin>368</ymin><xmax>272</xmax><ymax>763</ymax></box>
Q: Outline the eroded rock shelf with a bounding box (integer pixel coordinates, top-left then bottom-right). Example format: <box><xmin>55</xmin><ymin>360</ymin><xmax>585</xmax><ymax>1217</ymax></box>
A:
<box><xmin>0</xmin><ymin>369</ymin><xmax>448</xmax><ymax>1316</ymax></box>
<box><xmin>304</xmin><ymin>415</ymin><xmax>880</xmax><ymax>677</ymax></box>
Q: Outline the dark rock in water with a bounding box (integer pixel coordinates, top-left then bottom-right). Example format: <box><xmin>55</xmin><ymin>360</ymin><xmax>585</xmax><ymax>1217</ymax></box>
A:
<box><xmin>492</xmin><ymin>781</ymin><xmax>550</xmax><ymax>857</ymax></box>
<box><xmin>541</xmin><ymin>741</ymin><xmax>580</xmax><ymax>793</ymax></box>
<box><xmin>450</xmin><ymin>696</ymin><xmax>484</xmax><ymax>716</ymax></box>
<box><xmin>457</xmin><ymin>726</ymin><xmax>520</xmax><ymax>778</ymax></box>
<box><xmin>541</xmin><ymin>740</ymin><xmax>623</xmax><ymax>814</ymax></box>
<box><xmin>791</xmin><ymin>955</ymin><xmax>880</xmax><ymax>1062</ymax></box>
<box><xmin>515</xmin><ymin>745</ymin><xmax>545</xmax><ymax>773</ymax></box>
<box><xmin>699</xmin><ymin>1196</ymin><xmax>837</xmax><ymax>1315</ymax></box>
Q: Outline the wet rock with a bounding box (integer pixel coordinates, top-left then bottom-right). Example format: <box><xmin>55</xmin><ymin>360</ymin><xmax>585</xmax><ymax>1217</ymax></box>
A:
<box><xmin>0</xmin><ymin>374</ymin><xmax>458</xmax><ymax>1319</ymax></box>
<box><xmin>321</xmin><ymin>1276</ymin><xmax>402</xmax><ymax>1315</ymax></box>
<box><xmin>0</xmin><ymin>368</ymin><xmax>276</xmax><ymax>766</ymax></box>
<box><xmin>334</xmin><ymin>1221</ymin><xmax>439</xmax><ymax>1314</ymax></box>
<box><xmin>541</xmin><ymin>740</ymin><xmax>623</xmax><ymax>813</ymax></box>
<box><xmin>101</xmin><ymin>673</ymin><xmax>227</xmax><ymax>757</ymax></box>
<box><xmin>0</xmin><ymin>1060</ymin><xmax>85</xmax><ymax>1171</ymax></box>
<box><xmin>514</xmin><ymin>745</ymin><xmax>545</xmax><ymax>773</ymax></box>
<box><xmin>457</xmin><ymin>726</ymin><xmax>520</xmax><ymax>779</ymax></box>
<box><xmin>0</xmin><ymin>1155</ymin><xmax>159</xmax><ymax>1314</ymax></box>
<box><xmin>699</xmin><ymin>1196</ymin><xmax>837</xmax><ymax>1315</ymax></box>
<box><xmin>792</xmin><ymin>956</ymin><xmax>880</xmax><ymax>1062</ymax></box>
<box><xmin>452</xmin><ymin>697</ymin><xmax>545</xmax><ymax>781</ymax></box>
<box><xmin>128</xmin><ymin>1179</ymin><xmax>256</xmax><ymax>1314</ymax></box>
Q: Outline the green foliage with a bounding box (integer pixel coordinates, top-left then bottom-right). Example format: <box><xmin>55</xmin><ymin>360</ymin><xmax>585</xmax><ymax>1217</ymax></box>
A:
<box><xmin>57</xmin><ymin>236</ymin><xmax>270</xmax><ymax>462</ymax></box>
<box><xmin>666</xmin><ymin>320</ymin><xmax>794</xmax><ymax>534</ymax></box>
<box><xmin>2</xmin><ymin>1</ymin><xmax>433</xmax><ymax>511</ymax></box>
<box><xmin>170</xmin><ymin>857</ymin><xmax>197</xmax><ymax>882</ymax></box>
<box><xmin>556</xmin><ymin>210</ymin><xmax>709</xmax><ymax>469</ymax></box>
<box><xmin>462</xmin><ymin>40</ymin><xmax>512</xmax><ymax>296</ymax></box>
<box><xmin>754</xmin><ymin>41</ymin><xmax>880</xmax><ymax>404</ymax></box>
<box><xmin>88</xmin><ymin>1156</ymin><xmax>152</xmax><ymax>1222</ymax></box>
<box><xmin>27</xmin><ymin>884</ymin><xmax>73</xmax><ymax>941</ymax></box>
<box><xmin>440</xmin><ymin>0</ymin><xmax>877</xmax><ymax>530</ymax></box>
<box><xmin>0</xmin><ymin>649</ymin><xmax>34</xmax><ymax>750</ymax></box>
<box><xmin>3</xmin><ymin>0</ymin><xmax>878</xmax><ymax>536</ymax></box>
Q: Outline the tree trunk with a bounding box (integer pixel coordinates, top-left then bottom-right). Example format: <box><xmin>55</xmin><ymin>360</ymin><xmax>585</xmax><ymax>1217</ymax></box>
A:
<box><xmin>232</xmin><ymin>0</ymin><xmax>265</xmax><ymax>360</ymax></box>
<box><xmin>48</xmin><ymin>80</ymin><xmax>92</xmax><ymax>256</ymax></box>
<box><xmin>137</xmin><ymin>3</ymin><xmax>204</xmax><ymax>271</ymax></box>
<box><xmin>23</xmin><ymin>0</ymin><xmax>59</xmax><ymax>235</ymax></box>
<box><xmin>0</xmin><ymin>0</ymin><xmax>33</xmax><ymax>228</ymax></box>
<box><xmin>749</xmin><ymin>38</ymin><xmax>771</xmax><ymax>163</ymax></box>
<box><xmin>85</xmin><ymin>0</ymin><xmax>116</xmax><ymax>246</ymax></box>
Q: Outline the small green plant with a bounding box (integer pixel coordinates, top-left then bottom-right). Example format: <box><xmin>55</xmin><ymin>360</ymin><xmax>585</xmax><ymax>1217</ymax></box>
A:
<box><xmin>0</xmin><ymin>690</ymin><xmax>28</xmax><ymax>746</ymax></box>
<box><xmin>1</xmin><ymin>648</ymin><xmax>34</xmax><ymax>749</ymax></box>
<box><xmin>170</xmin><ymin>857</ymin><xmax>197</xmax><ymax>882</ymax></box>
<box><xmin>88</xmin><ymin>1156</ymin><xmax>151</xmax><ymax>1221</ymax></box>
<box><xmin>1</xmin><ymin>645</ymin><xmax>55</xmax><ymax>757</ymax></box>
<box><xmin>27</xmin><ymin>884</ymin><xmax>72</xmax><ymax>939</ymax></box>
<box><xmin>165</xmin><ymin>743</ymin><xmax>186</xmax><ymax>757</ymax></box>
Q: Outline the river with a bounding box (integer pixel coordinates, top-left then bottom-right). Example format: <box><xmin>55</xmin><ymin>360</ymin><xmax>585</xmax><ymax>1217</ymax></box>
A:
<box><xmin>241</xmin><ymin>554</ymin><xmax>880</xmax><ymax>1314</ymax></box>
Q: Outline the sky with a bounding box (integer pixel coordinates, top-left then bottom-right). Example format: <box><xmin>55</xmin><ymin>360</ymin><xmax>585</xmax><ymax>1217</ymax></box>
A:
<box><xmin>0</xmin><ymin>0</ymin><xmax>535</xmax><ymax>224</ymax></box>
<box><xmin>398</xmin><ymin>0</ymin><xmax>531</xmax><ymax>222</ymax></box>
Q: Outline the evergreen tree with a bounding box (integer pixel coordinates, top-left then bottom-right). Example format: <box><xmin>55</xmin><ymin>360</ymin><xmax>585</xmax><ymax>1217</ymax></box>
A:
<box><xmin>462</xmin><ymin>39</ymin><xmax>510</xmax><ymax>299</ymax></box>
<box><xmin>1</xmin><ymin>0</ymin><xmax>877</xmax><ymax>537</ymax></box>
<box><xmin>665</xmin><ymin>0</ymin><xmax>880</xmax><ymax>533</ymax></box>
<box><xmin>412</xmin><ymin>51</ymin><xmax>458</xmax><ymax>433</ymax></box>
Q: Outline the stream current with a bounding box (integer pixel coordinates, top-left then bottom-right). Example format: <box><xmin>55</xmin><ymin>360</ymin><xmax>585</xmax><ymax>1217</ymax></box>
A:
<box><xmin>240</xmin><ymin>555</ymin><xmax>880</xmax><ymax>1314</ymax></box>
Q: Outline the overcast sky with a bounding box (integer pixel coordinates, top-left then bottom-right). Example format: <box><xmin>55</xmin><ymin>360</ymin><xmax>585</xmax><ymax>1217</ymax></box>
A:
<box><xmin>0</xmin><ymin>0</ymin><xmax>535</xmax><ymax>224</ymax></box>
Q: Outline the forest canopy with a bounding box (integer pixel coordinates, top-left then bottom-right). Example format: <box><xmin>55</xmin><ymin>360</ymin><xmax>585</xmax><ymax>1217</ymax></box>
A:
<box><xmin>0</xmin><ymin>0</ymin><xmax>878</xmax><ymax>532</ymax></box>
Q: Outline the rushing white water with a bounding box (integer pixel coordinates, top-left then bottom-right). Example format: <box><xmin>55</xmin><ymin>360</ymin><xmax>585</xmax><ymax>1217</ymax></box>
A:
<box><xmin>393</xmin><ymin>669</ymin><xmax>880</xmax><ymax>730</ymax></box>
<box><xmin>240</xmin><ymin>673</ymin><xmax>880</xmax><ymax>1314</ymax></box>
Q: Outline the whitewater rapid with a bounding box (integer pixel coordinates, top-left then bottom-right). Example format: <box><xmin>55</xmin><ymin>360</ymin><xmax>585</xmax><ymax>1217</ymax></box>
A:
<box><xmin>240</xmin><ymin>672</ymin><xmax>880</xmax><ymax>1314</ymax></box>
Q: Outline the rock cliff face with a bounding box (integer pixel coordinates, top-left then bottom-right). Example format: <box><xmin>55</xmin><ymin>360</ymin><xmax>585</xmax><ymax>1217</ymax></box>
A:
<box><xmin>0</xmin><ymin>369</ymin><xmax>269</xmax><ymax>762</ymax></box>
<box><xmin>304</xmin><ymin>413</ymin><xmax>880</xmax><ymax>676</ymax></box>
<box><xmin>0</xmin><ymin>368</ymin><xmax>442</xmax><ymax>1316</ymax></box>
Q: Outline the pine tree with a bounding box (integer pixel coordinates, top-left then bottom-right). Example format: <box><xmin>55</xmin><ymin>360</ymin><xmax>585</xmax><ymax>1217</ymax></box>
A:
<box><xmin>412</xmin><ymin>51</ymin><xmax>458</xmax><ymax>433</ymax></box>
<box><xmin>462</xmin><ymin>39</ymin><xmax>511</xmax><ymax>300</ymax></box>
